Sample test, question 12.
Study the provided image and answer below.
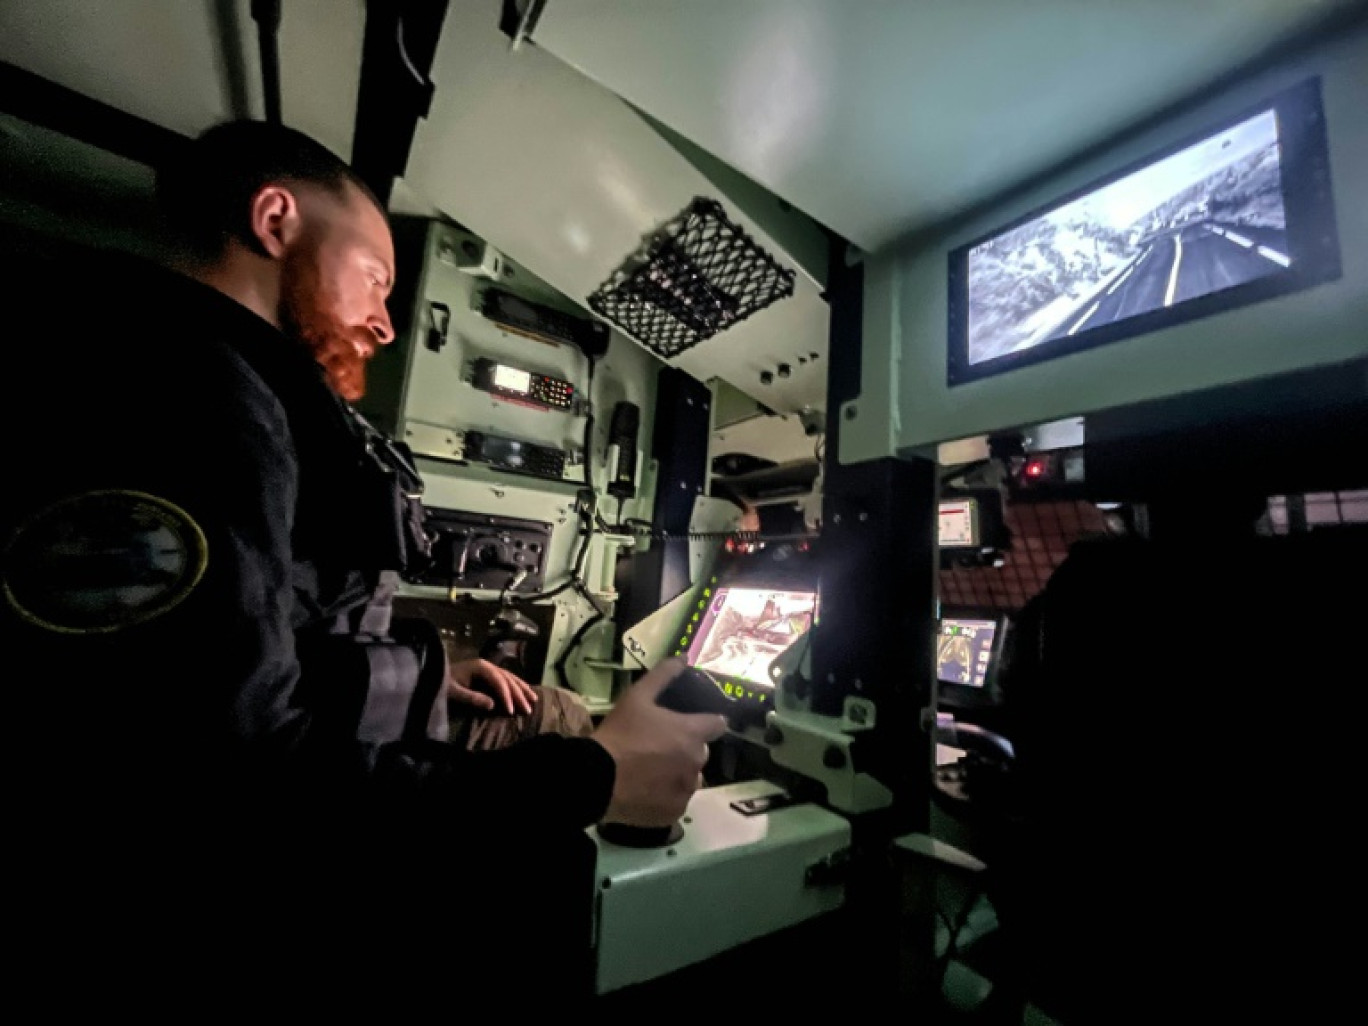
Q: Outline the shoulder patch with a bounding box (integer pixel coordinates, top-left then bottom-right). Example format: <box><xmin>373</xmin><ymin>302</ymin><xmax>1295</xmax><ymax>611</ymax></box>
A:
<box><xmin>3</xmin><ymin>490</ymin><xmax>208</xmax><ymax>634</ymax></box>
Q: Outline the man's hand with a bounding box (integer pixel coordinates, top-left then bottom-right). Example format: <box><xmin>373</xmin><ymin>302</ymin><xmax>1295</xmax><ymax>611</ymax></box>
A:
<box><xmin>592</xmin><ymin>659</ymin><xmax>728</xmax><ymax>828</ymax></box>
<box><xmin>448</xmin><ymin>658</ymin><xmax>536</xmax><ymax>716</ymax></box>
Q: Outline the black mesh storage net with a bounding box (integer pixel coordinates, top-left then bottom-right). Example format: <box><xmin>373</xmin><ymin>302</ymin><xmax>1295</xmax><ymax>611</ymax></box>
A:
<box><xmin>587</xmin><ymin>197</ymin><xmax>797</xmax><ymax>359</ymax></box>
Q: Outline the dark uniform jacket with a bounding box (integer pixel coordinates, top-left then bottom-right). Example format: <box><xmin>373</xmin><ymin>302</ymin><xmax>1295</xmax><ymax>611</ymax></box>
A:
<box><xmin>2</xmin><ymin>246</ymin><xmax>609</xmax><ymax>995</ymax></box>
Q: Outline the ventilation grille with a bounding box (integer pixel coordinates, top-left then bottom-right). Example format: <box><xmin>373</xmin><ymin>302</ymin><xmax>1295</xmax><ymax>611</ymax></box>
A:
<box><xmin>587</xmin><ymin>198</ymin><xmax>797</xmax><ymax>359</ymax></box>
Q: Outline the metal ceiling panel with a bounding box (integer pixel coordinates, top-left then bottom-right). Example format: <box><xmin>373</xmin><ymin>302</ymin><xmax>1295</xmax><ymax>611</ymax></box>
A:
<box><xmin>532</xmin><ymin>0</ymin><xmax>1365</xmax><ymax>251</ymax></box>
<box><xmin>0</xmin><ymin>0</ymin><xmax>363</xmax><ymax>158</ymax></box>
<box><xmin>405</xmin><ymin>0</ymin><xmax>828</xmax><ymax>413</ymax></box>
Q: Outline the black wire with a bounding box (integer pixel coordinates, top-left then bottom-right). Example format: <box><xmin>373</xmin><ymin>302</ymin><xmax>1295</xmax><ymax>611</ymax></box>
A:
<box><xmin>553</xmin><ymin>583</ymin><xmax>605</xmax><ymax>691</ymax></box>
<box><xmin>502</xmin><ymin>356</ymin><xmax>602</xmax><ymax>608</ymax></box>
<box><xmin>622</xmin><ymin>524</ymin><xmax>809</xmax><ymax>544</ymax></box>
<box><xmin>506</xmin><ymin>482</ymin><xmax>601</xmax><ymax>608</ymax></box>
<box><xmin>496</xmin><ymin>567</ymin><xmax>524</xmax><ymax>607</ymax></box>
<box><xmin>582</xmin><ymin>356</ymin><xmax>597</xmax><ymax>489</ymax></box>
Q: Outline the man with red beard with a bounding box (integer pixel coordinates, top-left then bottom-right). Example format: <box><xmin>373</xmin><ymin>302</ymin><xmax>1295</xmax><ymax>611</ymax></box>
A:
<box><xmin>1</xmin><ymin>120</ymin><xmax>723</xmax><ymax>1004</ymax></box>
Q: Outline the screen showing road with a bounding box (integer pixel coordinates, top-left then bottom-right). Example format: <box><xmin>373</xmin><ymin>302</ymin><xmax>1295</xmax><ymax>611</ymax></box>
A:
<box><xmin>966</xmin><ymin>108</ymin><xmax>1288</xmax><ymax>366</ymax></box>
<box><xmin>686</xmin><ymin>587</ymin><xmax>817</xmax><ymax>687</ymax></box>
<box><xmin>937</xmin><ymin>618</ymin><xmax>998</xmax><ymax>688</ymax></box>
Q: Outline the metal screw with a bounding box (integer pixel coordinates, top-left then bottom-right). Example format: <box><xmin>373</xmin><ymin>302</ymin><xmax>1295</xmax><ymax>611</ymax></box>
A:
<box><xmin>833</xmin><ymin>514</ymin><xmax>842</xmax><ymax>525</ymax></box>
<box><xmin>858</xmin><ymin>511</ymin><xmax>868</xmax><ymax>522</ymax></box>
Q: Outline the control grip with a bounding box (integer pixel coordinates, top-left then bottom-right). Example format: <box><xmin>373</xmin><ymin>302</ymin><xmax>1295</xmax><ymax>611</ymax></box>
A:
<box><xmin>656</xmin><ymin>667</ymin><xmax>738</xmax><ymax>715</ymax></box>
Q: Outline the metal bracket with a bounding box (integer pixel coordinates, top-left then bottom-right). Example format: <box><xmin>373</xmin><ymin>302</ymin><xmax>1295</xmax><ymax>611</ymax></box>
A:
<box><xmin>805</xmin><ymin>847</ymin><xmax>853</xmax><ymax>888</ymax></box>
<box><xmin>762</xmin><ymin>707</ymin><xmax>893</xmax><ymax>815</ymax></box>
<box><xmin>426</xmin><ymin>301</ymin><xmax>451</xmax><ymax>352</ymax></box>
<box><xmin>509</xmin><ymin>0</ymin><xmax>547</xmax><ymax>52</ymax></box>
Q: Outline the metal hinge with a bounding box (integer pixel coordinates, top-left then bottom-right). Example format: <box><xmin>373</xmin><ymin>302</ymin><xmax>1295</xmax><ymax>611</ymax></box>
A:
<box><xmin>805</xmin><ymin>847</ymin><xmax>853</xmax><ymax>888</ymax></box>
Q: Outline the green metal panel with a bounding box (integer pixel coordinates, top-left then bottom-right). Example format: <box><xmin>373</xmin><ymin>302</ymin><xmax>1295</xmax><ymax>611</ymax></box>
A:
<box><xmin>592</xmin><ymin>780</ymin><xmax>851</xmax><ymax>995</ymax></box>
<box><xmin>842</xmin><ymin>25</ymin><xmax>1368</xmax><ymax>459</ymax></box>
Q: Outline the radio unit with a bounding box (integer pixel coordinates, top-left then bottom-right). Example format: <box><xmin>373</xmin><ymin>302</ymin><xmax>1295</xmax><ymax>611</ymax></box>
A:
<box><xmin>471</xmin><ymin>358</ymin><xmax>575</xmax><ymax>411</ymax></box>
<box><xmin>478</xmin><ymin>287</ymin><xmax>610</xmax><ymax>359</ymax></box>
<box><xmin>408</xmin><ymin>509</ymin><xmax>552</xmax><ymax>593</ymax></box>
<box><xmin>463</xmin><ymin>430</ymin><xmax>567</xmax><ymax>481</ymax></box>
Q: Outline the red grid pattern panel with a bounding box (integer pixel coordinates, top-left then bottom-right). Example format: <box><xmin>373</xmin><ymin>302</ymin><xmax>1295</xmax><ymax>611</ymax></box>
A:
<box><xmin>940</xmin><ymin>500</ymin><xmax>1117</xmax><ymax>613</ymax></box>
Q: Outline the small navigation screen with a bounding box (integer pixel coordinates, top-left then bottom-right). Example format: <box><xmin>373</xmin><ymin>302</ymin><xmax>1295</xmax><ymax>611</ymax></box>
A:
<box><xmin>686</xmin><ymin>587</ymin><xmax>817</xmax><ymax>687</ymax></box>
<box><xmin>939</xmin><ymin>499</ymin><xmax>978</xmax><ymax>547</ymax></box>
<box><xmin>492</xmin><ymin>364</ymin><xmax>532</xmax><ymax>394</ymax></box>
<box><xmin>937</xmin><ymin>618</ymin><xmax>997</xmax><ymax>688</ymax></box>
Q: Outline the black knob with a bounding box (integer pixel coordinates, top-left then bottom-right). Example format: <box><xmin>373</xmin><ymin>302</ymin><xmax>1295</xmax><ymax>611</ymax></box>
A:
<box><xmin>596</xmin><ymin>821</ymin><xmax>685</xmax><ymax>848</ymax></box>
<box><xmin>760</xmin><ymin>370</ymin><xmax>774</xmax><ymax>386</ymax></box>
<box><xmin>656</xmin><ymin>667</ymin><xmax>738</xmax><ymax>715</ymax></box>
<box><xmin>764</xmin><ymin>725</ymin><xmax>785</xmax><ymax>746</ymax></box>
<box><xmin>777</xmin><ymin>363</ymin><xmax>792</xmax><ymax>379</ymax></box>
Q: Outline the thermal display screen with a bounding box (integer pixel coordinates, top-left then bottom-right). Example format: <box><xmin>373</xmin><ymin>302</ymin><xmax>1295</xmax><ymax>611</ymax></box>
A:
<box><xmin>492</xmin><ymin>364</ymin><xmax>532</xmax><ymax>394</ymax></box>
<box><xmin>937</xmin><ymin>618</ymin><xmax>997</xmax><ymax>689</ymax></box>
<box><xmin>685</xmin><ymin>588</ymin><xmax>817</xmax><ymax>687</ymax></box>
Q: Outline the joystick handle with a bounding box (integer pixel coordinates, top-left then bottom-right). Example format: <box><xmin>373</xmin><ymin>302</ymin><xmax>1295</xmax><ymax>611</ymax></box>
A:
<box><xmin>656</xmin><ymin>666</ymin><xmax>738</xmax><ymax>716</ymax></box>
<box><xmin>595</xmin><ymin>667</ymin><xmax>735</xmax><ymax>851</ymax></box>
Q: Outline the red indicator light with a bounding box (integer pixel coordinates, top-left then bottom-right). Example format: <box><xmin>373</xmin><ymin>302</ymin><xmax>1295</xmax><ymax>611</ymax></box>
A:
<box><xmin>1025</xmin><ymin>460</ymin><xmax>1046</xmax><ymax>479</ymax></box>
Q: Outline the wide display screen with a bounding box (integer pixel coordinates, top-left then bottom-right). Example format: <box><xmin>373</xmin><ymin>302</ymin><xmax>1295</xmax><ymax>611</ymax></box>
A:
<box><xmin>947</xmin><ymin>77</ymin><xmax>1340</xmax><ymax>385</ymax></box>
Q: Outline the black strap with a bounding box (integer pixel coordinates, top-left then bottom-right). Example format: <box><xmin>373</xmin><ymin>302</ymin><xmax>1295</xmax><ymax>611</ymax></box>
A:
<box><xmin>357</xmin><ymin>569</ymin><xmax>399</xmax><ymax>639</ymax></box>
<box><xmin>396</xmin><ymin>616</ymin><xmax>449</xmax><ymax>743</ymax></box>
<box><xmin>351</xmin><ymin>571</ymin><xmax>448</xmax><ymax>744</ymax></box>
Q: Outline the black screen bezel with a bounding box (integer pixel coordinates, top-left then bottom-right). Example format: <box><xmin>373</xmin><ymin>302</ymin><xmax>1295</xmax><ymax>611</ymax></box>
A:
<box><xmin>946</xmin><ymin>76</ymin><xmax>1341</xmax><ymax>387</ymax></box>
<box><xmin>674</xmin><ymin>544</ymin><xmax>821</xmax><ymax>706</ymax></box>
<box><xmin>684</xmin><ymin>584</ymin><xmax>818</xmax><ymax>699</ymax></box>
<box><xmin>936</xmin><ymin>609</ymin><xmax>1010</xmax><ymax>713</ymax></box>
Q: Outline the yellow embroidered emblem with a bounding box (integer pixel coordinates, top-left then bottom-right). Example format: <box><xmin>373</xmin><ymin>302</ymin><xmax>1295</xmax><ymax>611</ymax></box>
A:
<box><xmin>3</xmin><ymin>490</ymin><xmax>208</xmax><ymax>634</ymax></box>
